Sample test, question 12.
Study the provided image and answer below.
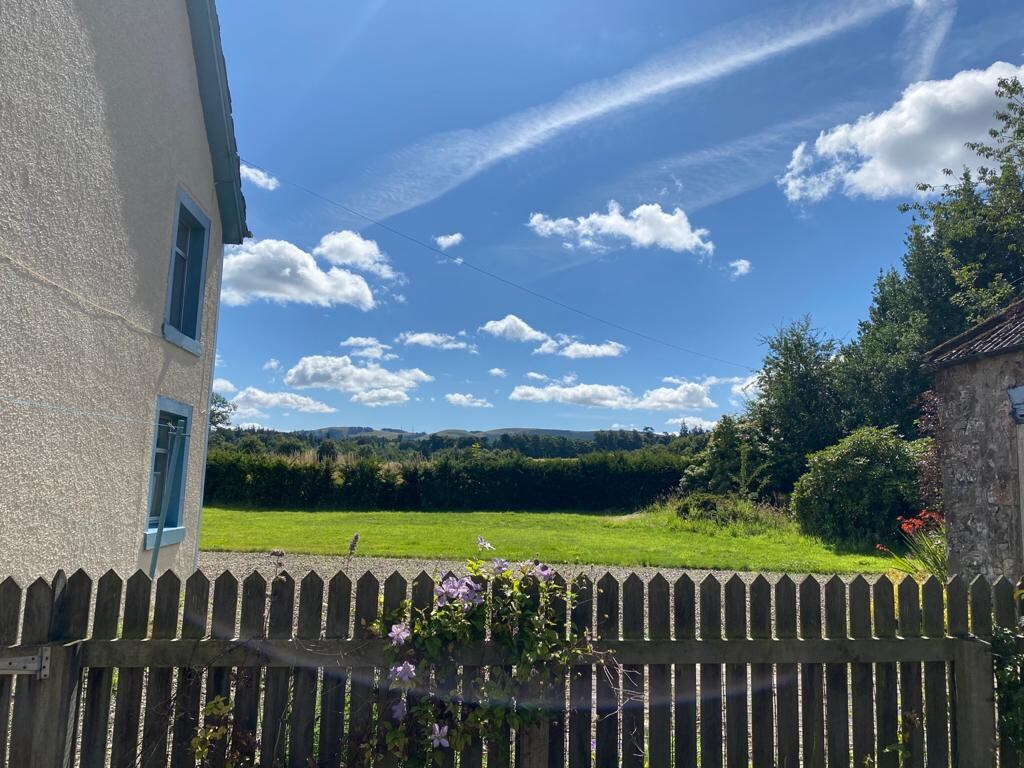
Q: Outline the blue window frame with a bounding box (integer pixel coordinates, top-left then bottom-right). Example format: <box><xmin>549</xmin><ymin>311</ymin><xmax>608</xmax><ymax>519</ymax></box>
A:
<box><xmin>144</xmin><ymin>396</ymin><xmax>193</xmax><ymax>550</ymax></box>
<box><xmin>162</xmin><ymin>189</ymin><xmax>211</xmax><ymax>356</ymax></box>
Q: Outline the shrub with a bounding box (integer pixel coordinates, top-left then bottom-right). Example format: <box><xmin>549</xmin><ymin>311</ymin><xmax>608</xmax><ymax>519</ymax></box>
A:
<box><xmin>672</xmin><ymin>492</ymin><xmax>786</xmax><ymax>531</ymax></box>
<box><xmin>790</xmin><ymin>426</ymin><xmax>923</xmax><ymax>546</ymax></box>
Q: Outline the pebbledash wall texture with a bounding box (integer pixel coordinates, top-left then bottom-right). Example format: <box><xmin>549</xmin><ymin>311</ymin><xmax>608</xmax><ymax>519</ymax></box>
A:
<box><xmin>0</xmin><ymin>0</ymin><xmax>245</xmax><ymax>579</ymax></box>
<box><xmin>925</xmin><ymin>299</ymin><xmax>1024</xmax><ymax>579</ymax></box>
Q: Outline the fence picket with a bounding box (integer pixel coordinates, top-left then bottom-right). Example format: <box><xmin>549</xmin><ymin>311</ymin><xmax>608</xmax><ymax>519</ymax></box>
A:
<box><xmin>379</xmin><ymin>572</ymin><xmax>408</xmax><ymax>768</ymax></box>
<box><xmin>824</xmin><ymin>576</ymin><xmax>850</xmax><ymax>768</ymax></box>
<box><xmin>994</xmin><ymin>576</ymin><xmax>1018</xmax><ymax>768</ymax></box>
<box><xmin>873</xmin><ymin>576</ymin><xmax>899</xmax><ymax>768</ymax></box>
<box><xmin>595</xmin><ymin>573</ymin><xmax>619</xmax><ymax>768</ymax></box>
<box><xmin>290</xmin><ymin>572</ymin><xmax>324</xmax><ymax>768</ymax></box>
<box><xmin>850</xmin><ymin>575</ymin><xmax>875</xmax><ymax>767</ymax></box>
<box><xmin>700</xmin><ymin>575</ymin><xmax>724</xmax><ymax>768</ymax></box>
<box><xmin>80</xmin><ymin>571</ymin><xmax>122</xmax><ymax>768</ymax></box>
<box><xmin>205</xmin><ymin>571</ymin><xmax>238</xmax><ymax>768</ymax></box>
<box><xmin>232</xmin><ymin>571</ymin><xmax>267</xmax><ymax>763</ymax></box>
<box><xmin>259</xmin><ymin>573</ymin><xmax>295</xmax><ymax>767</ymax></box>
<box><xmin>749</xmin><ymin>576</ymin><xmax>773</xmax><ymax>768</ymax></box>
<box><xmin>110</xmin><ymin>571</ymin><xmax>152</xmax><ymax>768</ymax></box>
<box><xmin>140</xmin><ymin>570</ymin><xmax>181</xmax><ymax>768</ymax></box>
<box><xmin>674</xmin><ymin>575</ymin><xmax>698</xmax><ymax>768</ymax></box>
<box><xmin>547</xmin><ymin>573</ymin><xmax>568</xmax><ymax>768</ymax></box>
<box><xmin>921</xmin><ymin>576</ymin><xmax>949</xmax><ymax>768</ymax></box>
<box><xmin>647</xmin><ymin>574</ymin><xmax>671</xmax><ymax>768</ymax></box>
<box><xmin>724</xmin><ymin>576</ymin><xmax>748</xmax><ymax>768</ymax></box>
<box><xmin>0</xmin><ymin>577</ymin><xmax>21</xmax><ymax>768</ymax></box>
<box><xmin>898</xmin><ymin>577</ymin><xmax>924</xmax><ymax>768</ymax></box>
<box><xmin>9</xmin><ymin>578</ymin><xmax>53</xmax><ymax>766</ymax></box>
<box><xmin>621</xmin><ymin>574</ymin><xmax>645</xmax><ymax>768</ymax></box>
<box><xmin>319</xmin><ymin>572</ymin><xmax>352</xmax><ymax>768</ymax></box>
<box><xmin>799</xmin><ymin>577</ymin><xmax>825</xmax><ymax>768</ymax></box>
<box><xmin>170</xmin><ymin>570</ymin><xmax>210</xmax><ymax>768</ymax></box>
<box><xmin>568</xmin><ymin>575</ymin><xmax>593</xmax><ymax>768</ymax></box>
<box><xmin>349</xmin><ymin>572</ymin><xmax>381</xmax><ymax>768</ymax></box>
<box><xmin>775</xmin><ymin>576</ymin><xmax>798</xmax><ymax>768</ymax></box>
<box><xmin>486</xmin><ymin>573</ymin><xmax>512</xmax><ymax>768</ymax></box>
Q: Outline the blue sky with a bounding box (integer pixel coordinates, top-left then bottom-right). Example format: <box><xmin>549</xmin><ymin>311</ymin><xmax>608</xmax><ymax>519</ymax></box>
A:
<box><xmin>211</xmin><ymin>0</ymin><xmax>1024</xmax><ymax>433</ymax></box>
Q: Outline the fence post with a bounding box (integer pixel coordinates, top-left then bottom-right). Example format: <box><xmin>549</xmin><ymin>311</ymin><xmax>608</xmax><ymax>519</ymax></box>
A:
<box><xmin>953</xmin><ymin>639</ymin><xmax>996</xmax><ymax>768</ymax></box>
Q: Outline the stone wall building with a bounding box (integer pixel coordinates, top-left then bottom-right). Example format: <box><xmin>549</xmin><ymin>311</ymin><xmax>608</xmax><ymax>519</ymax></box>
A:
<box><xmin>923</xmin><ymin>299</ymin><xmax>1024</xmax><ymax>579</ymax></box>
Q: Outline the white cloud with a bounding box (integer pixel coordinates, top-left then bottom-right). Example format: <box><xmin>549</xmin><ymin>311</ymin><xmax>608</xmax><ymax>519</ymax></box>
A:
<box><xmin>284</xmin><ymin>355</ymin><xmax>432</xmax><ymax>407</ymax></box>
<box><xmin>212</xmin><ymin>378</ymin><xmax>237</xmax><ymax>395</ymax></box>
<box><xmin>730</xmin><ymin>373</ymin><xmax>761</xmax><ymax>405</ymax></box>
<box><xmin>445</xmin><ymin>393</ymin><xmax>494</xmax><ymax>408</ymax></box>
<box><xmin>509</xmin><ymin>379</ymin><xmax>715</xmax><ymax>411</ymax></box>
<box><xmin>900</xmin><ymin>0</ymin><xmax>956</xmax><ymax>82</ymax></box>
<box><xmin>434</xmin><ymin>232</ymin><xmax>464</xmax><ymax>250</ymax></box>
<box><xmin>480</xmin><ymin>315</ymin><xmax>627</xmax><ymax>358</ymax></box>
<box><xmin>489</xmin><ymin>367</ymin><xmax>507</xmax><ymax>378</ymax></box>
<box><xmin>312</xmin><ymin>231</ymin><xmax>400</xmax><ymax>281</ymax></box>
<box><xmin>230</xmin><ymin>387</ymin><xmax>337</xmax><ymax>419</ymax></box>
<box><xmin>396</xmin><ymin>331</ymin><xmax>476</xmax><ymax>352</ymax></box>
<box><xmin>347</xmin><ymin>0</ymin><xmax>916</xmax><ymax>220</ymax></box>
<box><xmin>239</xmin><ymin>164</ymin><xmax>280</xmax><ymax>191</ymax></box>
<box><xmin>222</xmin><ymin>239</ymin><xmax>374</xmax><ymax>310</ymax></box>
<box><xmin>479</xmin><ymin>314</ymin><xmax>550</xmax><ymax>343</ymax></box>
<box><xmin>556</xmin><ymin>340</ymin><xmax>628</xmax><ymax>359</ymax></box>
<box><xmin>729</xmin><ymin>259</ymin><xmax>752</xmax><ymax>278</ymax></box>
<box><xmin>341</xmin><ymin>336</ymin><xmax>397</xmax><ymax>361</ymax></box>
<box><xmin>525</xmin><ymin>371</ymin><xmax>549</xmax><ymax>381</ymax></box>
<box><xmin>667</xmin><ymin>415</ymin><xmax>719</xmax><ymax>430</ymax></box>
<box><xmin>780</xmin><ymin>62</ymin><xmax>1024</xmax><ymax>203</ymax></box>
<box><xmin>528</xmin><ymin>201</ymin><xmax>713</xmax><ymax>256</ymax></box>
<box><xmin>262</xmin><ymin>358</ymin><xmax>281</xmax><ymax>371</ymax></box>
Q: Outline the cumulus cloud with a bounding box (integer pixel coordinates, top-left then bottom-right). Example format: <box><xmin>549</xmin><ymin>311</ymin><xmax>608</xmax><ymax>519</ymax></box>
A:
<box><xmin>284</xmin><ymin>355</ymin><xmax>432</xmax><ymax>407</ymax></box>
<box><xmin>509</xmin><ymin>379</ymin><xmax>715</xmax><ymax>410</ymax></box>
<box><xmin>230</xmin><ymin>387</ymin><xmax>337</xmax><ymax>418</ymax></box>
<box><xmin>312</xmin><ymin>231</ymin><xmax>400</xmax><ymax>281</ymax></box>
<box><xmin>479</xmin><ymin>314</ymin><xmax>550</xmax><ymax>343</ymax></box>
<box><xmin>341</xmin><ymin>336</ymin><xmax>397</xmax><ymax>361</ymax></box>
<box><xmin>479</xmin><ymin>314</ymin><xmax>627</xmax><ymax>359</ymax></box>
<box><xmin>528</xmin><ymin>201</ymin><xmax>713</xmax><ymax>256</ymax></box>
<box><xmin>262</xmin><ymin>358</ymin><xmax>281</xmax><ymax>371</ymax></box>
<box><xmin>729</xmin><ymin>259</ymin><xmax>752</xmax><ymax>278</ymax></box>
<box><xmin>489</xmin><ymin>367</ymin><xmax>507</xmax><ymax>378</ymax></box>
<box><xmin>239</xmin><ymin>164</ymin><xmax>280</xmax><ymax>191</ymax></box>
<box><xmin>525</xmin><ymin>371</ymin><xmax>549</xmax><ymax>381</ymax></box>
<box><xmin>445</xmin><ymin>392</ymin><xmax>494</xmax><ymax>408</ymax></box>
<box><xmin>667</xmin><ymin>415</ymin><xmax>718</xmax><ymax>430</ymax></box>
<box><xmin>779</xmin><ymin>62</ymin><xmax>1024</xmax><ymax>203</ymax></box>
<box><xmin>396</xmin><ymin>331</ymin><xmax>476</xmax><ymax>352</ymax></box>
<box><xmin>434</xmin><ymin>232</ymin><xmax>464</xmax><ymax>250</ymax></box>
<box><xmin>212</xmin><ymin>378</ymin><xmax>237</xmax><ymax>395</ymax></box>
<box><xmin>222</xmin><ymin>239</ymin><xmax>374</xmax><ymax>309</ymax></box>
<box><xmin>556</xmin><ymin>340</ymin><xmax>629</xmax><ymax>359</ymax></box>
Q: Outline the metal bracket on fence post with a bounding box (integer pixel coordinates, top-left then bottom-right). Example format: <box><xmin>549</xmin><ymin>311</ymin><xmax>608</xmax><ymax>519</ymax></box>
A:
<box><xmin>0</xmin><ymin>646</ymin><xmax>50</xmax><ymax>679</ymax></box>
<box><xmin>953</xmin><ymin>638</ymin><xmax>996</xmax><ymax>768</ymax></box>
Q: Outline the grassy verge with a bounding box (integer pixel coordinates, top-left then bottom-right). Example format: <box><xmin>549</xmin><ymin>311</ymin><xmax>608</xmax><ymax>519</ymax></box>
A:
<box><xmin>201</xmin><ymin>502</ymin><xmax>886</xmax><ymax>573</ymax></box>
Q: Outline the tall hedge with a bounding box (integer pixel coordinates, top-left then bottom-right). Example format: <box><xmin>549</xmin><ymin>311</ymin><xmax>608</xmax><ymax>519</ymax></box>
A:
<box><xmin>203</xmin><ymin>448</ymin><xmax>690</xmax><ymax>511</ymax></box>
<box><xmin>789</xmin><ymin>426</ymin><xmax>926</xmax><ymax>546</ymax></box>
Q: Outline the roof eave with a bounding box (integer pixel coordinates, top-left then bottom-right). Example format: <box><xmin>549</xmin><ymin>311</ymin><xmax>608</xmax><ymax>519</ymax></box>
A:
<box><xmin>185</xmin><ymin>0</ymin><xmax>249</xmax><ymax>245</ymax></box>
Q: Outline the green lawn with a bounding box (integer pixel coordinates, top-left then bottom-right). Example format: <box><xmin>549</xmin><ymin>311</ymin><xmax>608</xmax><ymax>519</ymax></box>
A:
<box><xmin>201</xmin><ymin>506</ymin><xmax>887</xmax><ymax>573</ymax></box>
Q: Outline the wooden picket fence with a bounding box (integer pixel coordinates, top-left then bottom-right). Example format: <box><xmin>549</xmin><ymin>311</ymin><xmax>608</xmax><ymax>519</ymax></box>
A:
<box><xmin>0</xmin><ymin>568</ymin><xmax>1016</xmax><ymax>767</ymax></box>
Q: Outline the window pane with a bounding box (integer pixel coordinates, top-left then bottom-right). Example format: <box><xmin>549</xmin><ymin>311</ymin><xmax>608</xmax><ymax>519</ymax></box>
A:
<box><xmin>148</xmin><ymin>411</ymin><xmax>188</xmax><ymax>529</ymax></box>
<box><xmin>166</xmin><ymin>203</ymin><xmax>206</xmax><ymax>342</ymax></box>
<box><xmin>176</xmin><ymin>217</ymin><xmax>190</xmax><ymax>253</ymax></box>
<box><xmin>169</xmin><ymin>252</ymin><xmax>187</xmax><ymax>331</ymax></box>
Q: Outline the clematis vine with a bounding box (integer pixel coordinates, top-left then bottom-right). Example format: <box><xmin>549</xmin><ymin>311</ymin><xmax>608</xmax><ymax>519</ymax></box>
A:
<box><xmin>431</xmin><ymin>723</ymin><xmax>449</xmax><ymax>749</ymax></box>
<box><xmin>388</xmin><ymin>622</ymin><xmax>411</xmax><ymax>646</ymax></box>
<box><xmin>388</xmin><ymin>661</ymin><xmax>416</xmax><ymax>687</ymax></box>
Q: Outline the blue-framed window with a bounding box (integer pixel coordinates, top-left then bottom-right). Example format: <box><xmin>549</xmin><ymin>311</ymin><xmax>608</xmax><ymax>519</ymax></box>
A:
<box><xmin>162</xmin><ymin>189</ymin><xmax>211</xmax><ymax>356</ymax></box>
<box><xmin>144</xmin><ymin>396</ymin><xmax>193</xmax><ymax>550</ymax></box>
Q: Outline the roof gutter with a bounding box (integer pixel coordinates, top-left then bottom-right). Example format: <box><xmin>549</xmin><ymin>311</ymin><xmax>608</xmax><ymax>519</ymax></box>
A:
<box><xmin>185</xmin><ymin>0</ymin><xmax>249</xmax><ymax>244</ymax></box>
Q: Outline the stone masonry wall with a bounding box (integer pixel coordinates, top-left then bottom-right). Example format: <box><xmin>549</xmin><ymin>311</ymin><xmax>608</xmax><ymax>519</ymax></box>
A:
<box><xmin>936</xmin><ymin>351</ymin><xmax>1024</xmax><ymax>579</ymax></box>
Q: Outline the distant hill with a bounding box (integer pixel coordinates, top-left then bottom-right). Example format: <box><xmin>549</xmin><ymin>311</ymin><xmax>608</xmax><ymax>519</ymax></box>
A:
<box><xmin>301</xmin><ymin>426</ymin><xmax>606</xmax><ymax>442</ymax></box>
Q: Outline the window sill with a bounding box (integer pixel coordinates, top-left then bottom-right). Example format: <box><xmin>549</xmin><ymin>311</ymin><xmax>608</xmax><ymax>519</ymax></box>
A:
<box><xmin>162</xmin><ymin>323</ymin><xmax>203</xmax><ymax>357</ymax></box>
<box><xmin>144</xmin><ymin>526</ymin><xmax>186</xmax><ymax>550</ymax></box>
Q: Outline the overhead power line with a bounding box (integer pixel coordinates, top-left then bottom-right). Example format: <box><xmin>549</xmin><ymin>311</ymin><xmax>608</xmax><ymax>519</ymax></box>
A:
<box><xmin>238</xmin><ymin>158</ymin><xmax>757</xmax><ymax>373</ymax></box>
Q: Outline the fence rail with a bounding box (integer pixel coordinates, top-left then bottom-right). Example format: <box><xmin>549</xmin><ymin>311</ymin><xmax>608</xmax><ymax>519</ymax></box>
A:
<box><xmin>0</xmin><ymin>568</ymin><xmax>1015</xmax><ymax>768</ymax></box>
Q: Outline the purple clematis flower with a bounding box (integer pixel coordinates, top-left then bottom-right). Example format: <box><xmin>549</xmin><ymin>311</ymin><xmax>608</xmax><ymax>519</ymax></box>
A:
<box><xmin>388</xmin><ymin>622</ymin><xmax>411</xmax><ymax>646</ymax></box>
<box><xmin>533</xmin><ymin>563</ymin><xmax>555</xmax><ymax>582</ymax></box>
<box><xmin>477</xmin><ymin>535</ymin><xmax>495</xmax><ymax>551</ymax></box>
<box><xmin>388</xmin><ymin>661</ymin><xmax>416</xmax><ymax>686</ymax></box>
<box><xmin>491</xmin><ymin>558</ymin><xmax>510</xmax><ymax>575</ymax></box>
<box><xmin>431</xmin><ymin>723</ymin><xmax>449</xmax><ymax>748</ymax></box>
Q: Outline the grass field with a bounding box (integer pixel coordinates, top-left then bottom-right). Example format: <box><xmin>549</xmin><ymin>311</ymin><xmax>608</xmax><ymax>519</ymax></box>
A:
<box><xmin>201</xmin><ymin>504</ymin><xmax>887</xmax><ymax>573</ymax></box>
